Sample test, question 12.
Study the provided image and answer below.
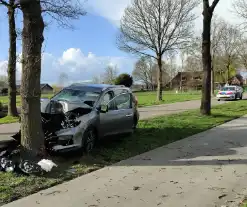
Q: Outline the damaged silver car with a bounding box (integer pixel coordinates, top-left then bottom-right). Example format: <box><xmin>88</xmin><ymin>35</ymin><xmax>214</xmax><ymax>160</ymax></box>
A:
<box><xmin>40</xmin><ymin>84</ymin><xmax>139</xmax><ymax>153</ymax></box>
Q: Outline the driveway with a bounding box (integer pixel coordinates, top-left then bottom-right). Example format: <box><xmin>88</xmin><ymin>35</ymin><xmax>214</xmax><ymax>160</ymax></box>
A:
<box><xmin>0</xmin><ymin>97</ymin><xmax>240</xmax><ymax>140</ymax></box>
<box><xmin>4</xmin><ymin>115</ymin><xmax>247</xmax><ymax>207</ymax></box>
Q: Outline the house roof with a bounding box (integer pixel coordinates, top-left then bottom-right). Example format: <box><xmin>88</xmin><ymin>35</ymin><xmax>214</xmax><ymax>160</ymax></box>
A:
<box><xmin>16</xmin><ymin>83</ymin><xmax>53</xmax><ymax>90</ymax></box>
<box><xmin>177</xmin><ymin>71</ymin><xmax>203</xmax><ymax>77</ymax></box>
<box><xmin>40</xmin><ymin>84</ymin><xmax>53</xmax><ymax>89</ymax></box>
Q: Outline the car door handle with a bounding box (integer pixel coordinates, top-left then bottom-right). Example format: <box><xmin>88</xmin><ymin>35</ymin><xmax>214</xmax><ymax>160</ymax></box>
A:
<box><xmin>126</xmin><ymin>114</ymin><xmax>133</xmax><ymax>117</ymax></box>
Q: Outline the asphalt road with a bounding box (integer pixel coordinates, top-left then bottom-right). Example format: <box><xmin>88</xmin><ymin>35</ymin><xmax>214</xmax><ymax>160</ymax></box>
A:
<box><xmin>138</xmin><ymin>97</ymin><xmax>227</xmax><ymax>120</ymax></box>
<box><xmin>0</xmin><ymin>96</ymin><xmax>244</xmax><ymax>140</ymax></box>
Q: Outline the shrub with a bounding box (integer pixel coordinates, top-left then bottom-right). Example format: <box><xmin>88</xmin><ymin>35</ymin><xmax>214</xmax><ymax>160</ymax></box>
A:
<box><xmin>115</xmin><ymin>73</ymin><xmax>133</xmax><ymax>87</ymax></box>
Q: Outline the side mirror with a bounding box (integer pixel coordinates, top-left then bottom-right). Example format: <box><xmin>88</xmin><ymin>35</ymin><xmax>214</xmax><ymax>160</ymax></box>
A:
<box><xmin>99</xmin><ymin>104</ymin><xmax>108</xmax><ymax>113</ymax></box>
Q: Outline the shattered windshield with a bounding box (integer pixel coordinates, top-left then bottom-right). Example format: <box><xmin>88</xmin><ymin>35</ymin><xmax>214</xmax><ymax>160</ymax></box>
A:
<box><xmin>52</xmin><ymin>89</ymin><xmax>100</xmax><ymax>106</ymax></box>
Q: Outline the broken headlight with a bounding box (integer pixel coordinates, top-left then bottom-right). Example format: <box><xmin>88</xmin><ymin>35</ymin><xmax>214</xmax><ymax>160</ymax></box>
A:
<box><xmin>57</xmin><ymin>135</ymin><xmax>73</xmax><ymax>145</ymax></box>
<box><xmin>50</xmin><ymin>100</ymin><xmax>64</xmax><ymax>114</ymax></box>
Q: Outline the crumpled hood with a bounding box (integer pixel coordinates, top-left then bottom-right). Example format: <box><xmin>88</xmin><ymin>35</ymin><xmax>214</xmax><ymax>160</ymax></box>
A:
<box><xmin>40</xmin><ymin>99</ymin><xmax>91</xmax><ymax>114</ymax></box>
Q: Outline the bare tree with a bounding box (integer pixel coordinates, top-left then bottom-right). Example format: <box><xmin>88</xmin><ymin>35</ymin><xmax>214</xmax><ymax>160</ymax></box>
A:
<box><xmin>92</xmin><ymin>75</ymin><xmax>102</xmax><ymax>84</ymax></box>
<box><xmin>237</xmin><ymin>35</ymin><xmax>247</xmax><ymax>69</ymax></box>
<box><xmin>0</xmin><ymin>0</ymin><xmax>86</xmax><ymax>117</ymax></box>
<box><xmin>41</xmin><ymin>0</ymin><xmax>86</xmax><ymax>29</ymax></box>
<box><xmin>0</xmin><ymin>0</ymin><xmax>19</xmax><ymax>116</ymax></box>
<box><xmin>210</xmin><ymin>16</ymin><xmax>226</xmax><ymax>95</ymax></box>
<box><xmin>151</xmin><ymin>60</ymin><xmax>170</xmax><ymax>88</ymax></box>
<box><xmin>102</xmin><ymin>65</ymin><xmax>118</xmax><ymax>84</ymax></box>
<box><xmin>166</xmin><ymin>56</ymin><xmax>179</xmax><ymax>89</ymax></box>
<box><xmin>132</xmin><ymin>56</ymin><xmax>155</xmax><ymax>90</ymax></box>
<box><xmin>233</xmin><ymin>0</ymin><xmax>247</xmax><ymax>28</ymax></box>
<box><xmin>117</xmin><ymin>0</ymin><xmax>198</xmax><ymax>101</ymax></box>
<box><xmin>184</xmin><ymin>56</ymin><xmax>202</xmax><ymax>72</ymax></box>
<box><xmin>19</xmin><ymin>0</ymin><xmax>45</xmax><ymax>158</ymax></box>
<box><xmin>200</xmin><ymin>0</ymin><xmax>221</xmax><ymax>115</ymax></box>
<box><xmin>218</xmin><ymin>22</ymin><xmax>240</xmax><ymax>82</ymax></box>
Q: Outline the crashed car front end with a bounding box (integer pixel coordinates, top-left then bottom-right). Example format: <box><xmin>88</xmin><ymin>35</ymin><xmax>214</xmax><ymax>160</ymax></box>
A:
<box><xmin>41</xmin><ymin>99</ymin><xmax>98</xmax><ymax>152</ymax></box>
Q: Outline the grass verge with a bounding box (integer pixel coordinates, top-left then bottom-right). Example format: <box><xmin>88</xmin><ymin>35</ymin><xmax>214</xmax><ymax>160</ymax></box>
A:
<box><xmin>134</xmin><ymin>91</ymin><xmax>201</xmax><ymax>107</ymax></box>
<box><xmin>0</xmin><ymin>94</ymin><xmax>54</xmax><ymax>107</ymax></box>
<box><xmin>240</xmin><ymin>200</ymin><xmax>247</xmax><ymax>207</ymax></box>
<box><xmin>1</xmin><ymin>100</ymin><xmax>247</xmax><ymax>205</ymax></box>
<box><xmin>0</xmin><ymin>116</ymin><xmax>19</xmax><ymax>124</ymax></box>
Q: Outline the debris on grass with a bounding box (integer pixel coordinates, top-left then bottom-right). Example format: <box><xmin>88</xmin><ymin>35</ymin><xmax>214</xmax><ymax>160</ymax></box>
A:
<box><xmin>37</xmin><ymin>159</ymin><xmax>57</xmax><ymax>172</ymax></box>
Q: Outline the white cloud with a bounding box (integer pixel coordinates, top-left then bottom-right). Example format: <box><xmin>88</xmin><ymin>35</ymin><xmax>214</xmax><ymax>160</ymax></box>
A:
<box><xmin>86</xmin><ymin>0</ymin><xmax>240</xmax><ymax>29</ymax></box>
<box><xmin>86</xmin><ymin>0</ymin><xmax>131</xmax><ymax>25</ymax></box>
<box><xmin>0</xmin><ymin>48</ymin><xmax>136</xmax><ymax>84</ymax></box>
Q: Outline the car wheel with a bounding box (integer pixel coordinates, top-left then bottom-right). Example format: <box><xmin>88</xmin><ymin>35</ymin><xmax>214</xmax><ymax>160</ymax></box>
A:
<box><xmin>83</xmin><ymin>127</ymin><xmax>97</xmax><ymax>154</ymax></box>
<box><xmin>240</xmin><ymin>93</ymin><xmax>243</xmax><ymax>100</ymax></box>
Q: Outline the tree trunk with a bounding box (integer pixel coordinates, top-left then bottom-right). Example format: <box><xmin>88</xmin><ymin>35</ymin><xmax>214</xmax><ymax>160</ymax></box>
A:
<box><xmin>226</xmin><ymin>60</ymin><xmax>230</xmax><ymax>83</ymax></box>
<box><xmin>20</xmin><ymin>0</ymin><xmax>45</xmax><ymax>158</ymax></box>
<box><xmin>211</xmin><ymin>67</ymin><xmax>215</xmax><ymax>96</ymax></box>
<box><xmin>156</xmin><ymin>55</ymin><xmax>163</xmax><ymax>101</ymax></box>
<box><xmin>200</xmin><ymin>11</ymin><xmax>212</xmax><ymax>115</ymax></box>
<box><xmin>7</xmin><ymin>3</ymin><xmax>18</xmax><ymax>117</ymax></box>
<box><xmin>180</xmin><ymin>72</ymin><xmax>183</xmax><ymax>91</ymax></box>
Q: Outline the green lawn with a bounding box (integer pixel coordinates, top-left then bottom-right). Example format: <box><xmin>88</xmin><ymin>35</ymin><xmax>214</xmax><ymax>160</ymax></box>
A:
<box><xmin>134</xmin><ymin>90</ymin><xmax>201</xmax><ymax>107</ymax></box>
<box><xmin>0</xmin><ymin>116</ymin><xmax>19</xmax><ymax>124</ymax></box>
<box><xmin>0</xmin><ymin>94</ymin><xmax>54</xmax><ymax>106</ymax></box>
<box><xmin>240</xmin><ymin>199</ymin><xmax>247</xmax><ymax>207</ymax></box>
<box><xmin>1</xmin><ymin>100</ymin><xmax>247</xmax><ymax>205</ymax></box>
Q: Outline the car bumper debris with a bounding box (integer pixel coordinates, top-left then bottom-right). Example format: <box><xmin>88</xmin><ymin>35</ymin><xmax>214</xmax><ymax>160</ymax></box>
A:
<box><xmin>0</xmin><ymin>100</ymin><xmax>93</xmax><ymax>175</ymax></box>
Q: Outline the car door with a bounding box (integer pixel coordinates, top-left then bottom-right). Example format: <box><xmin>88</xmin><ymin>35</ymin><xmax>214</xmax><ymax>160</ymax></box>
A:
<box><xmin>112</xmin><ymin>89</ymin><xmax>134</xmax><ymax>134</ymax></box>
<box><xmin>98</xmin><ymin>90</ymin><xmax>120</xmax><ymax>137</ymax></box>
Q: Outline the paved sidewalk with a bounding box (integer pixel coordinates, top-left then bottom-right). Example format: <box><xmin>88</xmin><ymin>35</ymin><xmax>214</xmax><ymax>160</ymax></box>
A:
<box><xmin>4</xmin><ymin>116</ymin><xmax>247</xmax><ymax>207</ymax></box>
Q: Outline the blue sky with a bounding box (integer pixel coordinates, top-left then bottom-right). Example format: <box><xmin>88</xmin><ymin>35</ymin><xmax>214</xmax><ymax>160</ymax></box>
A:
<box><xmin>0</xmin><ymin>0</ymin><xmax>240</xmax><ymax>84</ymax></box>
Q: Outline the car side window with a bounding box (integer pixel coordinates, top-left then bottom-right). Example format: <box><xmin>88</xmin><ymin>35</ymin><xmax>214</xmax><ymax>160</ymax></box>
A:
<box><xmin>101</xmin><ymin>91</ymin><xmax>115</xmax><ymax>111</ymax></box>
<box><xmin>115</xmin><ymin>93</ymin><xmax>131</xmax><ymax>110</ymax></box>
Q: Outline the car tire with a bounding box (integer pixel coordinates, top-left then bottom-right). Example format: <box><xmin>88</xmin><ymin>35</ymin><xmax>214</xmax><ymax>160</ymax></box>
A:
<box><xmin>82</xmin><ymin>127</ymin><xmax>97</xmax><ymax>154</ymax></box>
<box><xmin>240</xmin><ymin>93</ymin><xmax>243</xmax><ymax>100</ymax></box>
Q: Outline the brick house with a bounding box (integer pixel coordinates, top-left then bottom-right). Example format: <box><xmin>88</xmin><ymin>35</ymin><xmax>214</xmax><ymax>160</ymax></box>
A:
<box><xmin>167</xmin><ymin>71</ymin><xmax>203</xmax><ymax>90</ymax></box>
<box><xmin>16</xmin><ymin>83</ymin><xmax>54</xmax><ymax>94</ymax></box>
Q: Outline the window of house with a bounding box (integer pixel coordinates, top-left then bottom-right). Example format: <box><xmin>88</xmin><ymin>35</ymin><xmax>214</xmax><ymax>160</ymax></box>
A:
<box><xmin>193</xmin><ymin>76</ymin><xmax>201</xmax><ymax>80</ymax></box>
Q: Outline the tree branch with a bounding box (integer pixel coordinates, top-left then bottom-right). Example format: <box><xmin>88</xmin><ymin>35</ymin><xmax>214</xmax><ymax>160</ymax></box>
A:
<box><xmin>0</xmin><ymin>0</ymin><xmax>10</xmax><ymax>6</ymax></box>
<box><xmin>210</xmin><ymin>0</ymin><xmax>220</xmax><ymax>12</ymax></box>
